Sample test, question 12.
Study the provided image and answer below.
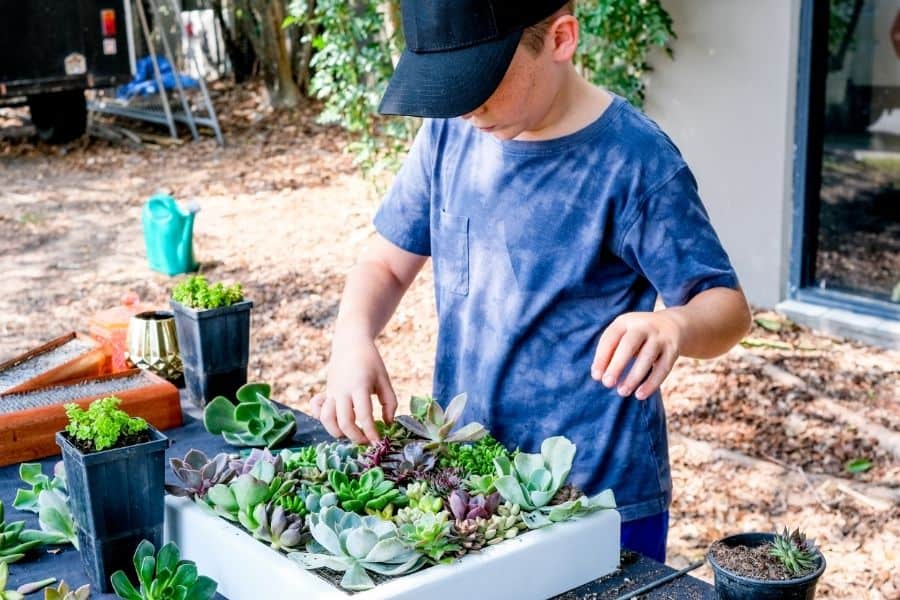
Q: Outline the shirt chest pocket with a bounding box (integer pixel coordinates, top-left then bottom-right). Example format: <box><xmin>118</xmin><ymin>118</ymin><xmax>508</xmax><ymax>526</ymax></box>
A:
<box><xmin>433</xmin><ymin>210</ymin><xmax>469</xmax><ymax>296</ymax></box>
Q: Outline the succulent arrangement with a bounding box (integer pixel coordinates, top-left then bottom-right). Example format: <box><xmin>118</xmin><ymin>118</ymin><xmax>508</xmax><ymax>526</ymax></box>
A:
<box><xmin>64</xmin><ymin>396</ymin><xmax>149</xmax><ymax>452</ymax></box>
<box><xmin>172</xmin><ymin>391</ymin><xmax>616</xmax><ymax>591</ymax></box>
<box><xmin>203</xmin><ymin>383</ymin><xmax>296</xmax><ymax>448</ymax></box>
<box><xmin>110</xmin><ymin>540</ymin><xmax>217</xmax><ymax>600</ymax></box>
<box><xmin>770</xmin><ymin>528</ymin><xmax>820</xmax><ymax>576</ymax></box>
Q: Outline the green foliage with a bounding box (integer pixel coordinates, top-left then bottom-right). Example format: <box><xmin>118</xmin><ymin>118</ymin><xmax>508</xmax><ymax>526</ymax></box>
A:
<box><xmin>203</xmin><ymin>383</ymin><xmax>297</xmax><ymax>448</ymax></box>
<box><xmin>285</xmin><ymin>0</ymin><xmax>417</xmax><ymax>177</ymax></box>
<box><xmin>493</xmin><ymin>436</ymin><xmax>576</xmax><ymax>512</ymax></box>
<box><xmin>64</xmin><ymin>397</ymin><xmax>148</xmax><ymax>452</ymax></box>
<box><xmin>110</xmin><ymin>540</ymin><xmax>217</xmax><ymax>600</ymax></box>
<box><xmin>172</xmin><ymin>275</ymin><xmax>244</xmax><ymax>310</ymax></box>
<box><xmin>574</xmin><ymin>0</ymin><xmax>675</xmax><ymax>107</ymax></box>
<box><xmin>769</xmin><ymin>528</ymin><xmax>820</xmax><ymax>577</ymax></box>
<box><xmin>844</xmin><ymin>457</ymin><xmax>872</xmax><ymax>474</ymax></box>
<box><xmin>441</xmin><ymin>434</ymin><xmax>513</xmax><ymax>476</ymax></box>
<box><xmin>395</xmin><ymin>393</ymin><xmax>487</xmax><ymax>452</ymax></box>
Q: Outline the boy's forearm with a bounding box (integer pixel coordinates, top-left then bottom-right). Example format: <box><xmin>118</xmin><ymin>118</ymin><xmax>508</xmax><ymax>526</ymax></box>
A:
<box><xmin>333</xmin><ymin>260</ymin><xmax>410</xmax><ymax>342</ymax></box>
<box><xmin>663</xmin><ymin>287</ymin><xmax>752</xmax><ymax>359</ymax></box>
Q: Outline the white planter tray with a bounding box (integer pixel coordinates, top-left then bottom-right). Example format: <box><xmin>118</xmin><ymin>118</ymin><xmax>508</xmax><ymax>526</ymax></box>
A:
<box><xmin>164</xmin><ymin>495</ymin><xmax>621</xmax><ymax>600</ymax></box>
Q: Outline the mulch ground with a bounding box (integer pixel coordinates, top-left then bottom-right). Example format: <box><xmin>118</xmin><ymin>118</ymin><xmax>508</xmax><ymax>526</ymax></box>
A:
<box><xmin>1</xmin><ymin>81</ymin><xmax>898</xmax><ymax>599</ymax></box>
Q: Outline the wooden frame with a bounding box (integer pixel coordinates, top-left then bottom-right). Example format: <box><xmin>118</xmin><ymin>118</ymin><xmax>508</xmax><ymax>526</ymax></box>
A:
<box><xmin>0</xmin><ymin>332</ymin><xmax>109</xmax><ymax>394</ymax></box>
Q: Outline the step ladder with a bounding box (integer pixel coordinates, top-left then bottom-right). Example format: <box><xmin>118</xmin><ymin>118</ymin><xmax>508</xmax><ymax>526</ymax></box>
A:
<box><xmin>89</xmin><ymin>0</ymin><xmax>224</xmax><ymax>145</ymax></box>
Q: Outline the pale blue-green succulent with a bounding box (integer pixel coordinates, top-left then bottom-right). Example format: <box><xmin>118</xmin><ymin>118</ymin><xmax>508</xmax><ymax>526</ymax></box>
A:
<box><xmin>204</xmin><ymin>463</ymin><xmax>293</xmax><ymax>531</ymax></box>
<box><xmin>520</xmin><ymin>489</ymin><xmax>617</xmax><ymax>529</ymax></box>
<box><xmin>203</xmin><ymin>383</ymin><xmax>296</xmax><ymax>448</ymax></box>
<box><xmin>289</xmin><ymin>506</ymin><xmax>426</xmax><ymax>591</ymax></box>
<box><xmin>493</xmin><ymin>436</ymin><xmax>576</xmax><ymax>511</ymax></box>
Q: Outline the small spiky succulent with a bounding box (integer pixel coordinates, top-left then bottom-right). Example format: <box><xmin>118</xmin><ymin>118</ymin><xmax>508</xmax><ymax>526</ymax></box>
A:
<box><xmin>357</xmin><ymin>436</ymin><xmax>399</xmax><ymax>471</ymax></box>
<box><xmin>280</xmin><ymin>446</ymin><xmax>317</xmax><ymax>471</ymax></box>
<box><xmin>395</xmin><ymin>394</ymin><xmax>487</xmax><ymax>452</ymax></box>
<box><xmin>770</xmin><ymin>528</ymin><xmax>819</xmax><ymax>576</ymax></box>
<box><xmin>381</xmin><ymin>442</ymin><xmax>437</xmax><ymax>484</ymax></box>
<box><xmin>167</xmin><ymin>450</ymin><xmax>236</xmax><ymax>499</ymax></box>
<box><xmin>427</xmin><ymin>467</ymin><xmax>465</xmax><ymax>497</ymax></box>
<box><xmin>276</xmin><ymin>485</ymin><xmax>337</xmax><ymax>518</ymax></box>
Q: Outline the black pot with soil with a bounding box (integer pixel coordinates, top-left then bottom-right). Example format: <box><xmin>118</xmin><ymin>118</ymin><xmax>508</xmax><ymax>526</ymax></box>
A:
<box><xmin>170</xmin><ymin>299</ymin><xmax>252</xmax><ymax>407</ymax></box>
<box><xmin>708</xmin><ymin>532</ymin><xmax>826</xmax><ymax>600</ymax></box>
<box><xmin>56</xmin><ymin>426</ymin><xmax>168</xmax><ymax>592</ymax></box>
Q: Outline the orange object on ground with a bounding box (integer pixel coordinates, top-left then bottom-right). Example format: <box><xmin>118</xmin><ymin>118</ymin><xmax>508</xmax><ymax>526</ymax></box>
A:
<box><xmin>88</xmin><ymin>293</ymin><xmax>158</xmax><ymax>372</ymax></box>
<box><xmin>0</xmin><ymin>369</ymin><xmax>183</xmax><ymax>466</ymax></box>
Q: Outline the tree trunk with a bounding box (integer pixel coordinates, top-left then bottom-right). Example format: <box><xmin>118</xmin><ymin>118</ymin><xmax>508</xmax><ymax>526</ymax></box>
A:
<box><xmin>292</xmin><ymin>0</ymin><xmax>317</xmax><ymax>93</ymax></box>
<box><xmin>246</xmin><ymin>0</ymin><xmax>302</xmax><ymax>109</ymax></box>
<box><xmin>211</xmin><ymin>0</ymin><xmax>257</xmax><ymax>82</ymax></box>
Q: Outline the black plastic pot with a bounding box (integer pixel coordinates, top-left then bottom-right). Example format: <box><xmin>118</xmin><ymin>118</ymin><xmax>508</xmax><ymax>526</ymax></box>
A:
<box><xmin>170</xmin><ymin>299</ymin><xmax>253</xmax><ymax>406</ymax></box>
<box><xmin>56</xmin><ymin>427</ymin><xmax>168</xmax><ymax>592</ymax></box>
<box><xmin>708</xmin><ymin>533</ymin><xmax>826</xmax><ymax>600</ymax></box>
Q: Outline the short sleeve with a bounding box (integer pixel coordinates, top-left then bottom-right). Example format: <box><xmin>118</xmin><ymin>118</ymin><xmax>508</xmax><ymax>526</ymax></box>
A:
<box><xmin>373</xmin><ymin>120</ymin><xmax>435</xmax><ymax>257</ymax></box>
<box><xmin>615</xmin><ymin>166</ymin><xmax>740</xmax><ymax>307</ymax></box>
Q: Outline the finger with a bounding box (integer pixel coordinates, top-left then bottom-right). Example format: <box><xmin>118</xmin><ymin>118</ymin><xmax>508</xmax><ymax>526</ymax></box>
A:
<box><xmin>635</xmin><ymin>351</ymin><xmax>678</xmax><ymax>400</ymax></box>
<box><xmin>309</xmin><ymin>393</ymin><xmax>325</xmax><ymax>419</ymax></box>
<box><xmin>617</xmin><ymin>341</ymin><xmax>662</xmax><ymax>397</ymax></box>
<box><xmin>335</xmin><ymin>393</ymin><xmax>367</xmax><ymax>444</ymax></box>
<box><xmin>591</xmin><ymin>320</ymin><xmax>626</xmax><ymax>381</ymax></box>
<box><xmin>352</xmin><ymin>389</ymin><xmax>379</xmax><ymax>444</ymax></box>
<box><xmin>602</xmin><ymin>330</ymin><xmax>647</xmax><ymax>389</ymax></box>
<box><xmin>375</xmin><ymin>374</ymin><xmax>398</xmax><ymax>423</ymax></box>
<box><xmin>319</xmin><ymin>396</ymin><xmax>343</xmax><ymax>439</ymax></box>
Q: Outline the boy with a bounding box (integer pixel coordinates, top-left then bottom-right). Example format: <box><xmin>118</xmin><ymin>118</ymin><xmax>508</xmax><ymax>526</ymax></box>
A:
<box><xmin>309</xmin><ymin>0</ymin><xmax>751</xmax><ymax>562</ymax></box>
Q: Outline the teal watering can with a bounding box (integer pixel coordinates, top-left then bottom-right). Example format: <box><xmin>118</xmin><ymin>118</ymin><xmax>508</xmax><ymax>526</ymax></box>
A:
<box><xmin>142</xmin><ymin>194</ymin><xmax>200</xmax><ymax>276</ymax></box>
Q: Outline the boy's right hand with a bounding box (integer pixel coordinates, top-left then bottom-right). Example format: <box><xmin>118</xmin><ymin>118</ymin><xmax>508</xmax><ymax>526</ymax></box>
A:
<box><xmin>309</xmin><ymin>331</ymin><xmax>398</xmax><ymax>445</ymax></box>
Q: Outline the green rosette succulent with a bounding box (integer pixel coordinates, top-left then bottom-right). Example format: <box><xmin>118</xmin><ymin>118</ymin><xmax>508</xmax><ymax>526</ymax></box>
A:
<box><xmin>289</xmin><ymin>506</ymin><xmax>427</xmax><ymax>591</ymax></box>
<box><xmin>314</xmin><ymin>441</ymin><xmax>361</xmax><ymax>477</ymax></box>
<box><xmin>328</xmin><ymin>468</ymin><xmax>407</xmax><ymax>515</ymax></box>
<box><xmin>519</xmin><ymin>489</ymin><xmax>617</xmax><ymax>529</ymax></box>
<box><xmin>110</xmin><ymin>540</ymin><xmax>217</xmax><ymax>600</ymax></box>
<box><xmin>43</xmin><ymin>581</ymin><xmax>90</xmax><ymax>600</ymax></box>
<box><xmin>465</xmin><ymin>473</ymin><xmax>498</xmax><ymax>496</ymax></box>
<box><xmin>398</xmin><ymin>511</ymin><xmax>460</xmax><ymax>563</ymax></box>
<box><xmin>395</xmin><ymin>393</ymin><xmax>487</xmax><ymax>452</ymax></box>
<box><xmin>203</xmin><ymin>383</ymin><xmax>296</xmax><ymax>448</ymax></box>
<box><xmin>12</xmin><ymin>462</ymin><xmax>66</xmax><ymax>514</ymax></box>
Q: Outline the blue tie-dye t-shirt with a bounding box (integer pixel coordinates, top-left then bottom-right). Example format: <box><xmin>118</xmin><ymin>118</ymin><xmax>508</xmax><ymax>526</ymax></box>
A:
<box><xmin>374</xmin><ymin>95</ymin><xmax>739</xmax><ymax>522</ymax></box>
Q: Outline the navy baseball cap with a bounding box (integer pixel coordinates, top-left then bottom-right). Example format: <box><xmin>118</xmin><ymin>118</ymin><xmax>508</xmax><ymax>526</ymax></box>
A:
<box><xmin>378</xmin><ymin>0</ymin><xmax>571</xmax><ymax>118</ymax></box>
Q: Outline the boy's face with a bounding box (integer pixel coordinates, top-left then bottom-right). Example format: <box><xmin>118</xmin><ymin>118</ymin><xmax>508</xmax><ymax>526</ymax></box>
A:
<box><xmin>461</xmin><ymin>15</ymin><xmax>576</xmax><ymax>140</ymax></box>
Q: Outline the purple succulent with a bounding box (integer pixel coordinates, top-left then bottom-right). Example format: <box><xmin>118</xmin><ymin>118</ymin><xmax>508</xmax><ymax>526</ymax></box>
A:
<box><xmin>448</xmin><ymin>490</ymin><xmax>501</xmax><ymax>522</ymax></box>
<box><xmin>381</xmin><ymin>442</ymin><xmax>437</xmax><ymax>484</ymax></box>
<box><xmin>427</xmin><ymin>467</ymin><xmax>465</xmax><ymax>497</ymax></box>
<box><xmin>167</xmin><ymin>449</ymin><xmax>236</xmax><ymax>499</ymax></box>
<box><xmin>358</xmin><ymin>436</ymin><xmax>397</xmax><ymax>470</ymax></box>
<box><xmin>230</xmin><ymin>448</ymin><xmax>282</xmax><ymax>475</ymax></box>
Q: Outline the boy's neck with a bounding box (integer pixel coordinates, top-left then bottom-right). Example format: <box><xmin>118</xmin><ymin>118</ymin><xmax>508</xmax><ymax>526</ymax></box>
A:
<box><xmin>514</xmin><ymin>68</ymin><xmax>613</xmax><ymax>142</ymax></box>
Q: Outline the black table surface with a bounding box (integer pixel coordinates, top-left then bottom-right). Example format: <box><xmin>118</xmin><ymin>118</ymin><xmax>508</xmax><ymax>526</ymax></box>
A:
<box><xmin>2</xmin><ymin>401</ymin><xmax>715</xmax><ymax>599</ymax></box>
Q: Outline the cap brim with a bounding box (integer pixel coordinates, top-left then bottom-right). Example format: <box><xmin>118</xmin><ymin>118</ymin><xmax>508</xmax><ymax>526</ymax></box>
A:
<box><xmin>378</xmin><ymin>28</ymin><xmax>523</xmax><ymax>119</ymax></box>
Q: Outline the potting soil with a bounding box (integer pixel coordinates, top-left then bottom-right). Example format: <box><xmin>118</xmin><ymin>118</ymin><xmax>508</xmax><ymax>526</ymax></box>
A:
<box><xmin>708</xmin><ymin>541</ymin><xmax>815</xmax><ymax>581</ymax></box>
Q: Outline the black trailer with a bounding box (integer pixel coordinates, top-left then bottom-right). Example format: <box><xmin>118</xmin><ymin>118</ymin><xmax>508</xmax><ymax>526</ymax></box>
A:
<box><xmin>0</xmin><ymin>0</ymin><xmax>133</xmax><ymax>142</ymax></box>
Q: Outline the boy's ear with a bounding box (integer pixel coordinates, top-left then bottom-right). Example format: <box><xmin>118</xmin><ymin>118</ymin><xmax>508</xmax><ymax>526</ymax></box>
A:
<box><xmin>549</xmin><ymin>14</ymin><xmax>579</xmax><ymax>62</ymax></box>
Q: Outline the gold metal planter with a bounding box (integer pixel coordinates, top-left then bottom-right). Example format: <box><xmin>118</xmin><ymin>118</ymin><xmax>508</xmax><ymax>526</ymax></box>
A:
<box><xmin>125</xmin><ymin>311</ymin><xmax>183</xmax><ymax>381</ymax></box>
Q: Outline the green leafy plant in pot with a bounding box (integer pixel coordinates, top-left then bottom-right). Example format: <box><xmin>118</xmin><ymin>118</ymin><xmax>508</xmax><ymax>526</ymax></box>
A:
<box><xmin>55</xmin><ymin>397</ymin><xmax>169</xmax><ymax>593</ymax></box>
<box><xmin>707</xmin><ymin>527</ymin><xmax>826</xmax><ymax>600</ymax></box>
<box><xmin>170</xmin><ymin>275</ymin><xmax>252</xmax><ymax>406</ymax></box>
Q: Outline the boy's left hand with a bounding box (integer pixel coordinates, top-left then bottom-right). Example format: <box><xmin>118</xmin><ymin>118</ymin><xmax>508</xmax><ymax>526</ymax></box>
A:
<box><xmin>590</xmin><ymin>311</ymin><xmax>684</xmax><ymax>400</ymax></box>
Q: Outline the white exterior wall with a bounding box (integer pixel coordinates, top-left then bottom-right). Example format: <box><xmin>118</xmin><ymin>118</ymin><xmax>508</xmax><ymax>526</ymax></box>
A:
<box><xmin>644</xmin><ymin>0</ymin><xmax>802</xmax><ymax>307</ymax></box>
